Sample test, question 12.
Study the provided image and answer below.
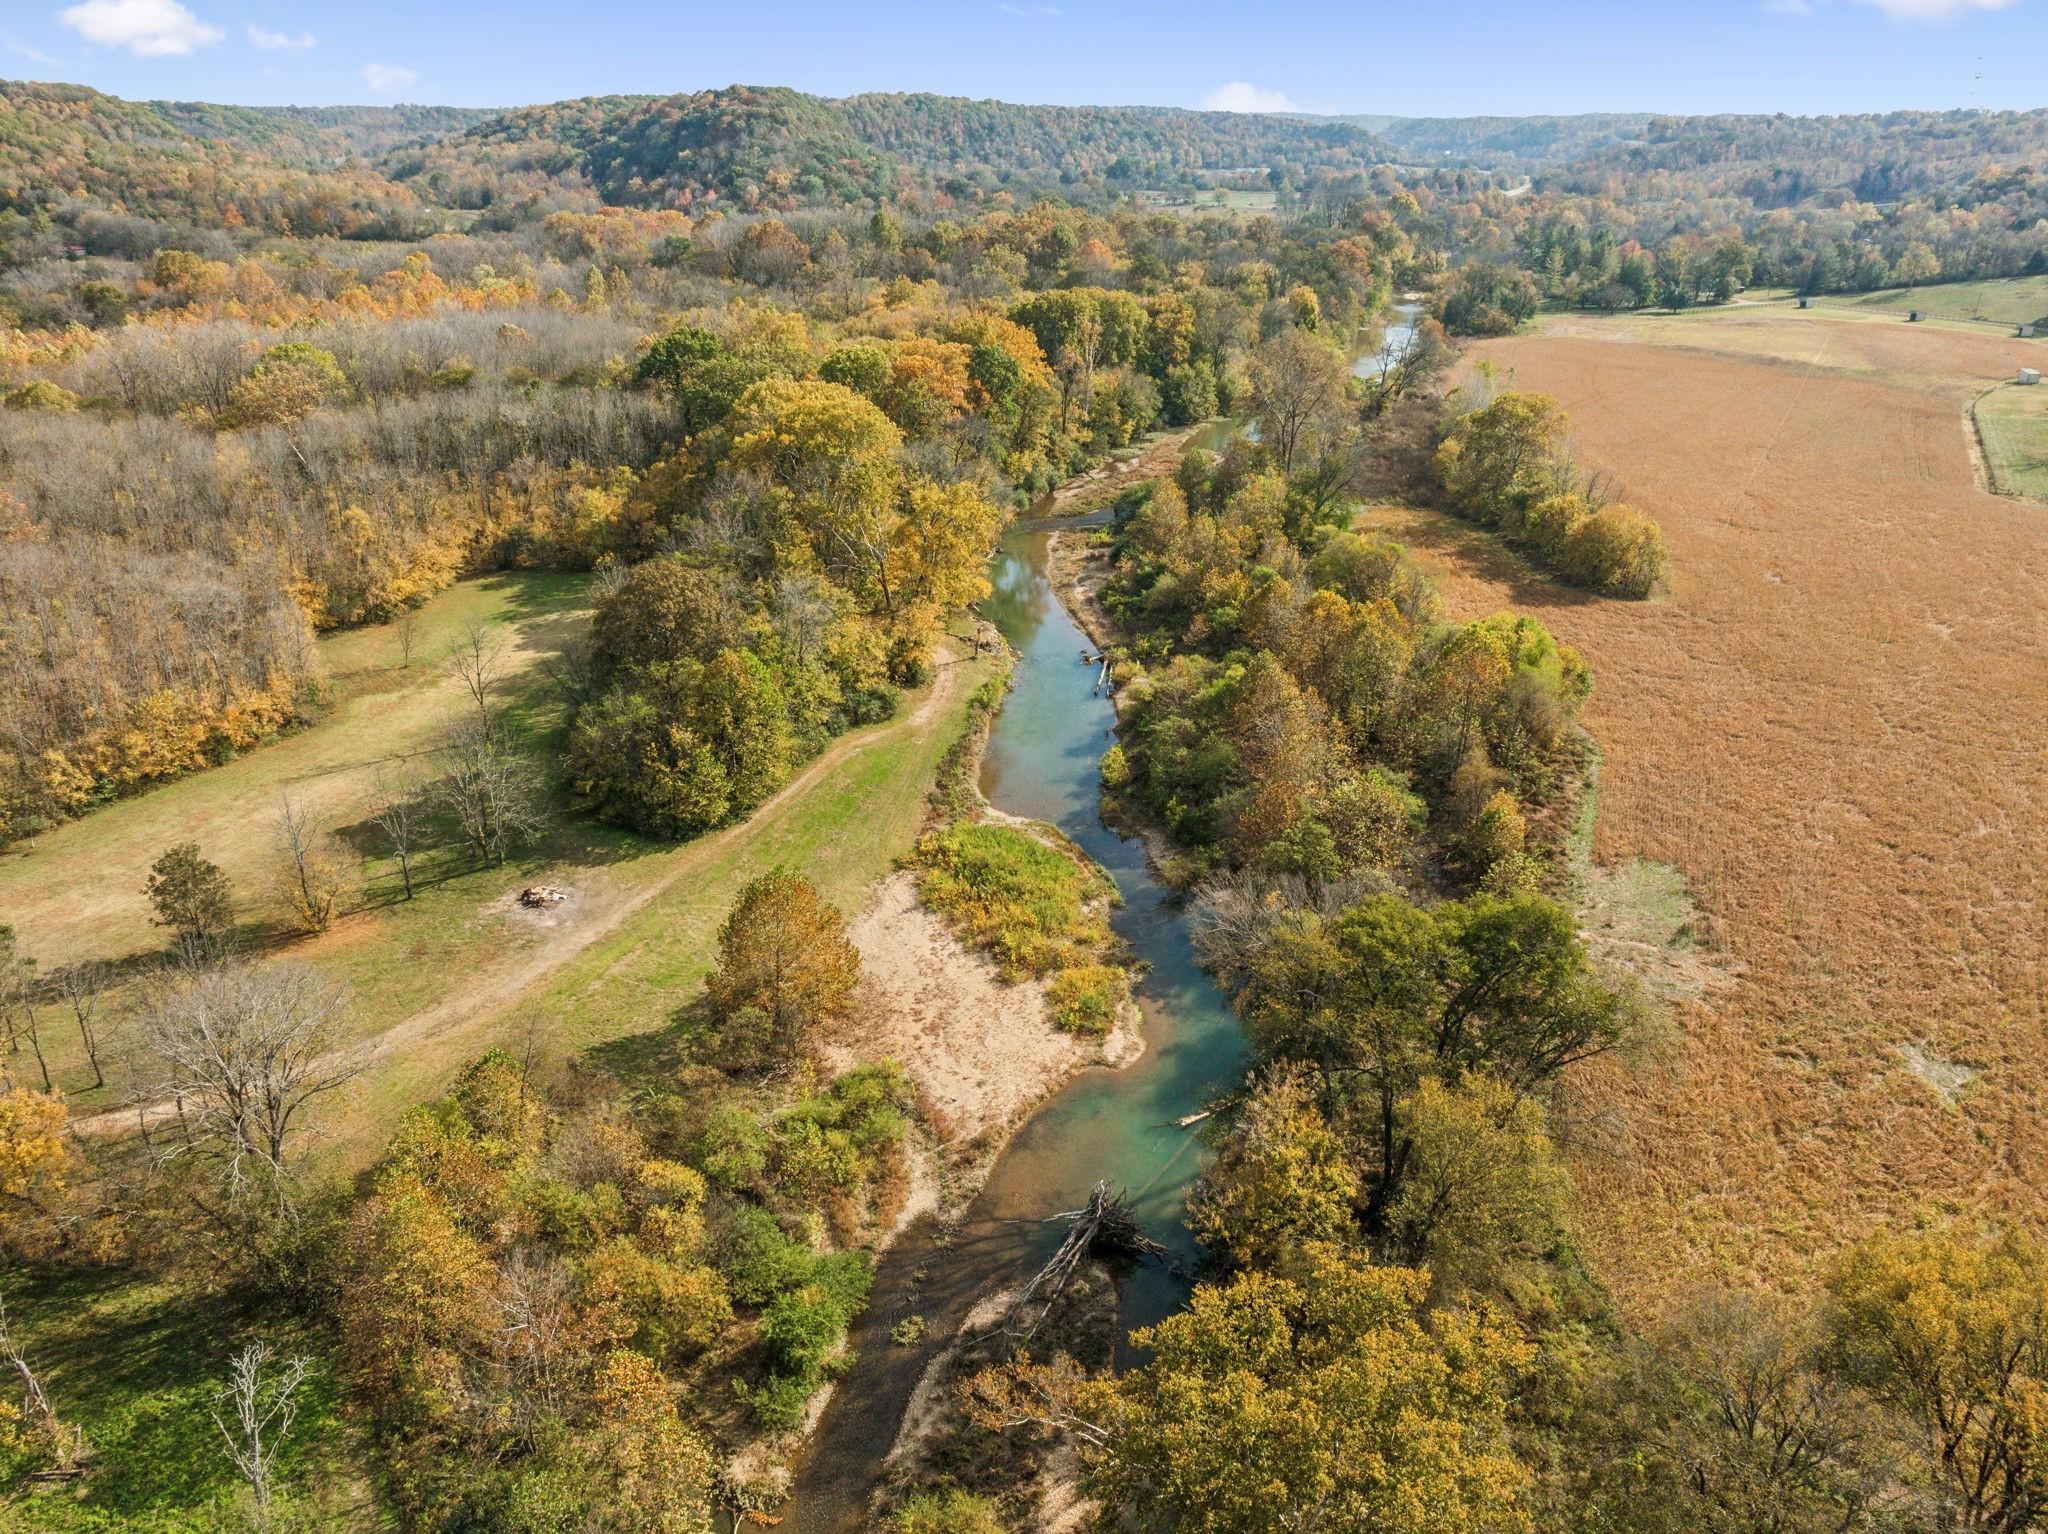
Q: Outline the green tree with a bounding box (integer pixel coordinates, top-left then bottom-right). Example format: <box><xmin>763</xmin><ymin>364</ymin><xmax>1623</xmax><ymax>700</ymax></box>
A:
<box><xmin>144</xmin><ymin>842</ymin><xmax>234</xmax><ymax>950</ymax></box>
<box><xmin>1233</xmin><ymin>891</ymin><xmax>1634</xmax><ymax>1234</ymax></box>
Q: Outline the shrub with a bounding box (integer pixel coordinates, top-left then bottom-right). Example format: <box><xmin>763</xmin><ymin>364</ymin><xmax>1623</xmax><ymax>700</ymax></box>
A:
<box><xmin>894</xmin><ymin>1490</ymin><xmax>1006</xmax><ymax>1534</ymax></box>
<box><xmin>1046</xmin><ymin>964</ymin><xmax>1126</xmax><ymax>1036</ymax></box>
<box><xmin>1560</xmin><ymin>504</ymin><xmax>1668</xmax><ymax>598</ymax></box>
<box><xmin>912</xmin><ymin>824</ymin><xmax>1115</xmax><ymax>978</ymax></box>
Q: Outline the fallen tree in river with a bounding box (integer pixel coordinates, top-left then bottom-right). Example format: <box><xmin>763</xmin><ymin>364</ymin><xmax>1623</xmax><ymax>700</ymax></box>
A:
<box><xmin>1007</xmin><ymin>1181</ymin><xmax>1166</xmax><ymax>1337</ymax></box>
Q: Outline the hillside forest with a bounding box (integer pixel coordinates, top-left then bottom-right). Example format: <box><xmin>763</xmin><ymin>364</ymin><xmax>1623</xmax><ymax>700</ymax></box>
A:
<box><xmin>0</xmin><ymin>72</ymin><xmax>2042</xmax><ymax>1534</ymax></box>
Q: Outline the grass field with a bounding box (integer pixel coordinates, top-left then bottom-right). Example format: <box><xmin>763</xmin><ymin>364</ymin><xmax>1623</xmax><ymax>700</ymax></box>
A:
<box><xmin>1404</xmin><ymin>312</ymin><xmax>2048</xmax><ymax>1303</ymax></box>
<box><xmin>1821</xmin><ymin>273</ymin><xmax>2048</xmax><ymax>328</ymax></box>
<box><xmin>5</xmin><ymin>564</ymin><xmax>998</xmax><ymax>1152</ymax></box>
<box><xmin>1974</xmin><ymin>381</ymin><xmax>2048</xmax><ymax>498</ymax></box>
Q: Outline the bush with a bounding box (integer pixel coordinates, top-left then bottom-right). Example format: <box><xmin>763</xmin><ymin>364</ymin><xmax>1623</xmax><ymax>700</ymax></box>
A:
<box><xmin>912</xmin><ymin>824</ymin><xmax>1116</xmax><ymax>978</ymax></box>
<box><xmin>1559</xmin><ymin>504</ymin><xmax>1668</xmax><ymax>598</ymax></box>
<box><xmin>1046</xmin><ymin>964</ymin><xmax>1126</xmax><ymax>1036</ymax></box>
<box><xmin>894</xmin><ymin>1489</ymin><xmax>1006</xmax><ymax>1534</ymax></box>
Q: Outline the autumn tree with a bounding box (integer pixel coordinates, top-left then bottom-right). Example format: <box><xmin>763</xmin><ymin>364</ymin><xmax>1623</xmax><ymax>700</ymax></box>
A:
<box><xmin>705</xmin><ymin>871</ymin><xmax>860</xmax><ymax>1064</ymax></box>
<box><xmin>1244</xmin><ymin>327</ymin><xmax>1351</xmax><ymax>476</ymax></box>
<box><xmin>1189</xmin><ymin>1067</ymin><xmax>1358</xmax><ymax>1271</ymax></box>
<box><xmin>0</xmin><ymin>1087</ymin><xmax>76</xmax><ymax>1253</ymax></box>
<box><xmin>1385</xmin><ymin>1069</ymin><xmax>1569</xmax><ymax>1295</ymax></box>
<box><xmin>145</xmin><ymin>842</ymin><xmax>235</xmax><ymax>953</ymax></box>
<box><xmin>272</xmin><ymin>793</ymin><xmax>347</xmax><ymax>934</ymax></box>
<box><xmin>972</xmin><ymin>1249</ymin><xmax>1533</xmax><ymax>1534</ymax></box>
<box><xmin>1828</xmin><ymin>1227</ymin><xmax>2048</xmax><ymax>1532</ymax></box>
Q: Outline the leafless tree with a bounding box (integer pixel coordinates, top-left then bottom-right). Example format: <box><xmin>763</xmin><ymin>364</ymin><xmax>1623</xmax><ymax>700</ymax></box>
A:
<box><xmin>366</xmin><ymin>764</ymin><xmax>428</xmax><ymax>900</ymax></box>
<box><xmin>0</xmin><ymin>928</ymin><xmax>49</xmax><ymax>1094</ymax></box>
<box><xmin>435</xmin><ymin>719</ymin><xmax>550</xmax><ymax>868</ymax></box>
<box><xmin>210</xmin><ymin>1341</ymin><xmax>311</xmax><ymax>1519</ymax></box>
<box><xmin>50</xmin><ymin>961</ymin><xmax>108</xmax><ymax>1090</ymax></box>
<box><xmin>136</xmin><ymin>963</ymin><xmax>363</xmax><ymax>1209</ymax></box>
<box><xmin>397</xmin><ymin>608</ymin><xmax>421</xmax><ymax>670</ymax></box>
<box><xmin>0</xmin><ymin>1290</ymin><xmax>87</xmax><ymax>1473</ymax></box>
<box><xmin>271</xmin><ymin>794</ymin><xmax>346</xmax><ymax>933</ymax></box>
<box><xmin>446</xmin><ymin>618</ymin><xmax>511</xmax><ymax>731</ymax></box>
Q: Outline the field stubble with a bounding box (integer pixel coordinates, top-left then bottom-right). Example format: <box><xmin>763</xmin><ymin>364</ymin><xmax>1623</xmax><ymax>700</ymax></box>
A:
<box><xmin>1379</xmin><ymin>313</ymin><xmax>2048</xmax><ymax>1301</ymax></box>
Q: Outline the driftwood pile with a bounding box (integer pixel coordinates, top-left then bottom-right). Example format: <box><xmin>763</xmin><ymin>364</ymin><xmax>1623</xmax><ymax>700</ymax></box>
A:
<box><xmin>1006</xmin><ymin>1181</ymin><xmax>1166</xmax><ymax>1338</ymax></box>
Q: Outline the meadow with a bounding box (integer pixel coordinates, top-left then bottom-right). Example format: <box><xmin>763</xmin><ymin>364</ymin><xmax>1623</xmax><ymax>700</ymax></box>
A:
<box><xmin>1</xmin><ymin>564</ymin><xmax>998</xmax><ymax>1155</ymax></box>
<box><xmin>1376</xmin><ymin>308</ymin><xmax>2048</xmax><ymax>1300</ymax></box>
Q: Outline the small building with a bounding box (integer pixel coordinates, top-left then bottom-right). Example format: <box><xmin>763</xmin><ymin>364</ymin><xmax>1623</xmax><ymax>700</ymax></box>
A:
<box><xmin>1907</xmin><ymin>309</ymin><xmax>1923</xmax><ymax>322</ymax></box>
<box><xmin>1797</xmin><ymin>296</ymin><xmax>1812</xmax><ymax>309</ymax></box>
<box><xmin>2020</xmin><ymin>323</ymin><xmax>2037</xmax><ymax>339</ymax></box>
<box><xmin>2019</xmin><ymin>368</ymin><xmax>2041</xmax><ymax>386</ymax></box>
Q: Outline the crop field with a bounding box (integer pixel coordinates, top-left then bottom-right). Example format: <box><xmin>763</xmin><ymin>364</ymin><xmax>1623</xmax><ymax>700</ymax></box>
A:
<box><xmin>1371</xmin><ymin>310</ymin><xmax>2048</xmax><ymax>1301</ymax></box>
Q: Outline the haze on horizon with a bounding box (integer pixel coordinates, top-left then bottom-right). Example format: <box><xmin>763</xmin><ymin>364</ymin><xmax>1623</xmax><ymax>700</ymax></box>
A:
<box><xmin>2</xmin><ymin>0</ymin><xmax>2042</xmax><ymax>121</ymax></box>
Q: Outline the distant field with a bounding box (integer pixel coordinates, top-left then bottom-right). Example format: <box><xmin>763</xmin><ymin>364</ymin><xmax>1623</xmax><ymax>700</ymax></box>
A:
<box><xmin>1139</xmin><ymin>187</ymin><xmax>1277</xmax><ymax>213</ymax></box>
<box><xmin>1823</xmin><ymin>274</ymin><xmax>2048</xmax><ymax>328</ymax></box>
<box><xmin>1418</xmin><ymin>313</ymin><xmax>2048</xmax><ymax>1302</ymax></box>
<box><xmin>1975</xmin><ymin>381</ymin><xmax>2048</xmax><ymax>498</ymax></box>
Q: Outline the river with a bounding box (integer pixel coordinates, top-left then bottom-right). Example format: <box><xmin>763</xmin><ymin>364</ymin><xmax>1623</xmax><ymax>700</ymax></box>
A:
<box><xmin>783</xmin><ymin>510</ymin><xmax>1248</xmax><ymax>1529</ymax></box>
<box><xmin>1355</xmin><ymin>299</ymin><xmax>1425</xmax><ymax>381</ymax></box>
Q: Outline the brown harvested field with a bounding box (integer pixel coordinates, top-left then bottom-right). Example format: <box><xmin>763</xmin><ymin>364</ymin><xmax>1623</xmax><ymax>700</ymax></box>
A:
<box><xmin>1370</xmin><ymin>310</ymin><xmax>2048</xmax><ymax>1302</ymax></box>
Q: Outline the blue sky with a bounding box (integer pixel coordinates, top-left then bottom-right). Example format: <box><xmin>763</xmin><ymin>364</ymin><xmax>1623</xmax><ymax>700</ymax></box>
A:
<box><xmin>2</xmin><ymin>0</ymin><xmax>2042</xmax><ymax>117</ymax></box>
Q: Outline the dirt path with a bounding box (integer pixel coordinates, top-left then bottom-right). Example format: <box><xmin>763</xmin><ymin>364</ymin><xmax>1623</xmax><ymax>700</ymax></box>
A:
<box><xmin>72</xmin><ymin>649</ymin><xmax>973</xmax><ymax>1139</ymax></box>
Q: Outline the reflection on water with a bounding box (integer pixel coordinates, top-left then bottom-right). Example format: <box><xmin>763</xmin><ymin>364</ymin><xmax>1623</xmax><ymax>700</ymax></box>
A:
<box><xmin>1355</xmin><ymin>300</ymin><xmax>1425</xmax><ymax>381</ymax></box>
<box><xmin>783</xmin><ymin>516</ymin><xmax>1246</xmax><ymax>1530</ymax></box>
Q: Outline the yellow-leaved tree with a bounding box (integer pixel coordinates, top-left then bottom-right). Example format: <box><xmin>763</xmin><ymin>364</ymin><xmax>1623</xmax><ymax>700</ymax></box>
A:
<box><xmin>969</xmin><ymin>1248</ymin><xmax>1533</xmax><ymax>1534</ymax></box>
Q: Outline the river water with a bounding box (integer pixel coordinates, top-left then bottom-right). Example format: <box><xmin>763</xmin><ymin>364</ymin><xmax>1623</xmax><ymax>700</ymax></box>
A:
<box><xmin>1356</xmin><ymin>299</ymin><xmax>1424</xmax><ymax>381</ymax></box>
<box><xmin>783</xmin><ymin>512</ymin><xmax>1248</xmax><ymax>1529</ymax></box>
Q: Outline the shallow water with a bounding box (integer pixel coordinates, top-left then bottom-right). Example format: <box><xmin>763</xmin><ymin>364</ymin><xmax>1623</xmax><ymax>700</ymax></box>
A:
<box><xmin>781</xmin><ymin>514</ymin><xmax>1247</xmax><ymax>1528</ymax></box>
<box><xmin>1356</xmin><ymin>300</ymin><xmax>1425</xmax><ymax>381</ymax></box>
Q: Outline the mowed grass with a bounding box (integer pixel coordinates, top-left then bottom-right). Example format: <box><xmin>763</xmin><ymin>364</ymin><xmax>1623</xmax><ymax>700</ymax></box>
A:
<box><xmin>3</xmin><ymin>558</ymin><xmax>996</xmax><ymax>1157</ymax></box>
<box><xmin>0</xmin><ymin>569</ymin><xmax>596</xmax><ymax>966</ymax></box>
<box><xmin>1437</xmin><ymin>315</ymin><xmax>2048</xmax><ymax>1304</ymax></box>
<box><xmin>1975</xmin><ymin>382</ymin><xmax>2048</xmax><ymax>498</ymax></box>
<box><xmin>1827</xmin><ymin>273</ymin><xmax>2048</xmax><ymax>328</ymax></box>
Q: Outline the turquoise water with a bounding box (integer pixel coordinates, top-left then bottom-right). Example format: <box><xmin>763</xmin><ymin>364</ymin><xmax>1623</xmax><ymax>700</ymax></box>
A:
<box><xmin>784</xmin><ymin>514</ymin><xmax>1247</xmax><ymax>1527</ymax></box>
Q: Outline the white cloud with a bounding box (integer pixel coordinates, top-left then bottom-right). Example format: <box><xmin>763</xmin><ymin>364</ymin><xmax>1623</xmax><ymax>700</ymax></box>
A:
<box><xmin>1763</xmin><ymin>0</ymin><xmax>1812</xmax><ymax>13</ymax></box>
<box><xmin>997</xmin><ymin>3</ymin><xmax>1061</xmax><ymax>14</ymax></box>
<box><xmin>1843</xmin><ymin>0</ymin><xmax>2023</xmax><ymax>15</ymax></box>
<box><xmin>361</xmin><ymin>62</ymin><xmax>417</xmax><ymax>94</ymax></box>
<box><xmin>55</xmin><ymin>0</ymin><xmax>223</xmax><ymax>56</ymax></box>
<box><xmin>1200</xmin><ymin>82</ymin><xmax>1302</xmax><ymax>114</ymax></box>
<box><xmin>246</xmin><ymin>22</ymin><xmax>314</xmax><ymax>51</ymax></box>
<box><xmin>4</xmin><ymin>34</ymin><xmax>63</xmax><ymax>65</ymax></box>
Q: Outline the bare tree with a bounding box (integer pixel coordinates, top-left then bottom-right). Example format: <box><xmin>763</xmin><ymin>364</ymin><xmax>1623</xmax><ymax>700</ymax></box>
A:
<box><xmin>0</xmin><ymin>927</ymin><xmax>49</xmax><ymax>1094</ymax></box>
<box><xmin>436</xmin><ymin>719</ymin><xmax>549</xmax><ymax>868</ymax></box>
<box><xmin>397</xmin><ymin>608</ymin><xmax>420</xmax><ymax>670</ymax></box>
<box><xmin>210</xmin><ymin>1341</ymin><xmax>311</xmax><ymax>1520</ymax></box>
<box><xmin>51</xmin><ymin>961</ymin><xmax>108</xmax><ymax>1091</ymax></box>
<box><xmin>0</xmin><ymin>1290</ymin><xmax>88</xmax><ymax>1475</ymax></box>
<box><xmin>446</xmin><ymin>618</ymin><xmax>511</xmax><ymax>731</ymax></box>
<box><xmin>366</xmin><ymin>764</ymin><xmax>428</xmax><ymax>900</ymax></box>
<box><xmin>271</xmin><ymin>794</ymin><xmax>346</xmax><ymax>933</ymax></box>
<box><xmin>137</xmin><ymin>963</ymin><xmax>363</xmax><ymax>1209</ymax></box>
